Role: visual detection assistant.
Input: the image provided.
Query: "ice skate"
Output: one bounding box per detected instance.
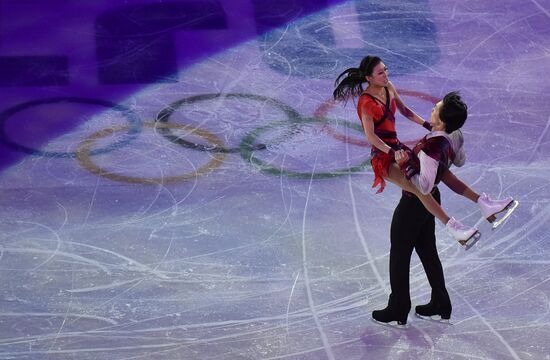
[477,193,519,229]
[446,217,481,250]
[415,302,452,325]
[371,308,408,329]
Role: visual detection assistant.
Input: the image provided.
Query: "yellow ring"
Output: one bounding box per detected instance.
[76,122,226,184]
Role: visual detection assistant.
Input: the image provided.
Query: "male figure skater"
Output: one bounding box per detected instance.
[371,92,494,326]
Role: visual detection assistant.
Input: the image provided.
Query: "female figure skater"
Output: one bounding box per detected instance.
[333,56,515,246]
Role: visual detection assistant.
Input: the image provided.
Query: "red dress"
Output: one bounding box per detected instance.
[357,87,410,193]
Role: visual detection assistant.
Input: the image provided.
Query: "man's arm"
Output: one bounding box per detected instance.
[407,150,438,194]
[441,169,479,203]
[395,147,440,195]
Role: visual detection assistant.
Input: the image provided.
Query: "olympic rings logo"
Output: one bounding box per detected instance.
[76,122,227,185]
[0,91,437,184]
[0,97,142,158]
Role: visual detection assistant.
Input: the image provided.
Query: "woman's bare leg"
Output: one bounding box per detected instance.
[385,164,451,225]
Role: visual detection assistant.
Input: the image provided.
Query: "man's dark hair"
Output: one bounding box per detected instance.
[440,91,467,133]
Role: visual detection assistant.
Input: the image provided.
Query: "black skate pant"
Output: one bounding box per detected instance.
[388,188,450,315]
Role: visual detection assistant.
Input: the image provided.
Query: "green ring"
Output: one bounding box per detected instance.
[239,117,371,179]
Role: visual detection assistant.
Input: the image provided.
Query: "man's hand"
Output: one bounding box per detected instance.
[394,149,409,166]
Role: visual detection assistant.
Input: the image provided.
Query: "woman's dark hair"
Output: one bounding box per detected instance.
[440,91,468,133]
[333,56,382,102]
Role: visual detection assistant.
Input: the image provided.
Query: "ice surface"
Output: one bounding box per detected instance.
[0,1,549,359]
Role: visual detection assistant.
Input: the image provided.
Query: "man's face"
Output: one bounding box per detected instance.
[430,101,446,131]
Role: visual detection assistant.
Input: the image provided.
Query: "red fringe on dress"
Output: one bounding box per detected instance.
[371,152,394,193]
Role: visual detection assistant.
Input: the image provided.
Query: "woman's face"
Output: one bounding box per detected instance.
[366,62,389,87]
[430,101,446,131]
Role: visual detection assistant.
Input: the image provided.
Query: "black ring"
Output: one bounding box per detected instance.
[240,117,372,179]
[0,97,142,158]
[155,93,302,153]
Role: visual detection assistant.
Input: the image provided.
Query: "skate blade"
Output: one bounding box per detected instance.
[415,313,453,325]
[371,317,408,329]
[460,231,481,250]
[491,200,519,229]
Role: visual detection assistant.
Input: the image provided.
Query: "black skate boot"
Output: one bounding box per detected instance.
[415,301,452,324]
[371,307,408,329]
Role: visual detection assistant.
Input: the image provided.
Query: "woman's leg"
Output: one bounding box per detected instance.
[384,163,479,245]
[385,164,450,225]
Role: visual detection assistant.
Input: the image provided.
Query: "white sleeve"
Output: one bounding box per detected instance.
[409,150,439,195]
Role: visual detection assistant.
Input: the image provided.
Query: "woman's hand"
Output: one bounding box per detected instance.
[394,149,409,166]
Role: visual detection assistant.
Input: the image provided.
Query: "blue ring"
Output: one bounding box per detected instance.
[0,97,142,158]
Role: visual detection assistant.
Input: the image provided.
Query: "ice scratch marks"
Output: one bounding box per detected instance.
[102,294,364,334]
[83,175,101,226]
[328,2,363,49]
[450,3,458,20]
[355,37,444,78]
[61,240,171,279]
[66,279,142,294]
[452,12,541,72]
[4,232,190,294]
[49,270,76,353]
[346,178,388,294]
[0,343,181,357]
[486,198,549,257]
[23,221,63,272]
[4,247,111,274]
[529,0,550,18]
[498,271,550,308]
[0,312,118,325]
[342,119,388,295]
[450,287,522,360]
[300,151,336,360]
[0,295,363,359]
[262,337,362,360]
[286,271,301,334]
[56,201,69,228]
[526,115,550,165]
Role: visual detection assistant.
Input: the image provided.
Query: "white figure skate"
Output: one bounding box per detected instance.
[446,217,481,250]
[477,193,519,229]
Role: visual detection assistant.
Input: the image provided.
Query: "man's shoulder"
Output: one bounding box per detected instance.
[420,134,451,155]
[416,132,454,168]
[425,131,451,145]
